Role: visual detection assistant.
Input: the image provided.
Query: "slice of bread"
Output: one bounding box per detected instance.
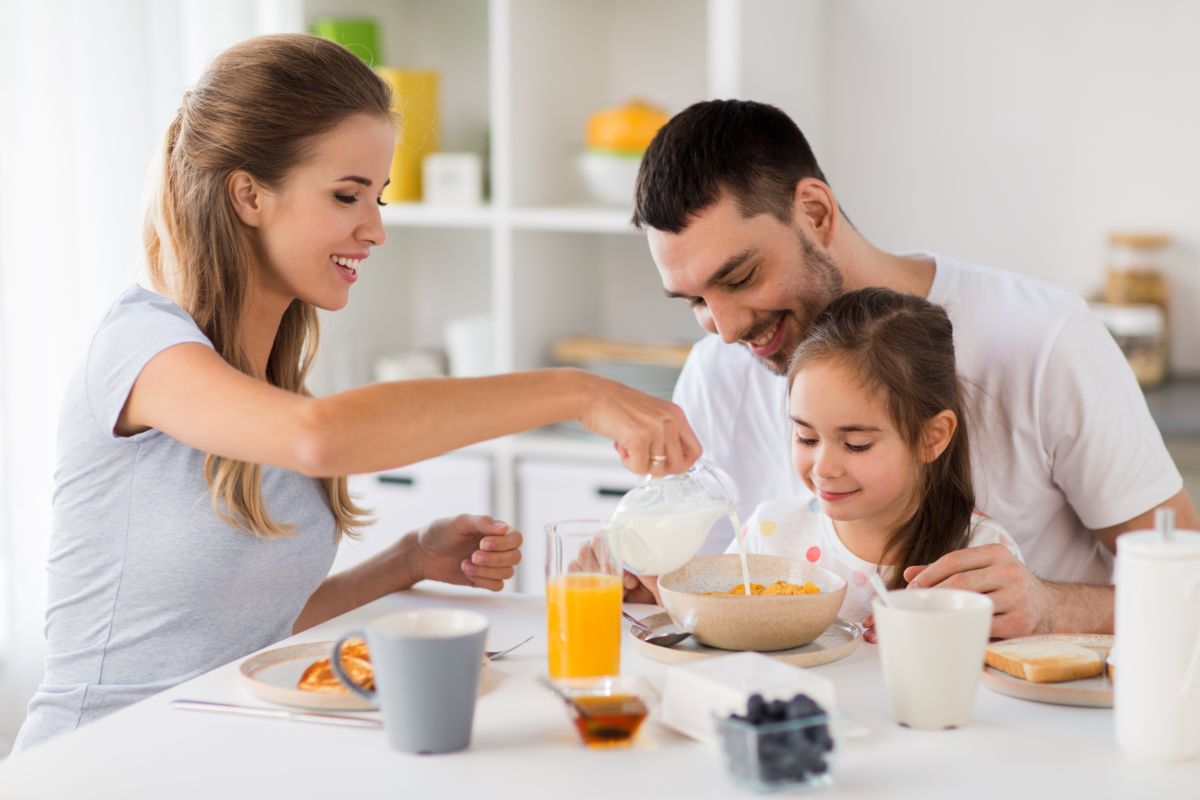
[985,640,1104,683]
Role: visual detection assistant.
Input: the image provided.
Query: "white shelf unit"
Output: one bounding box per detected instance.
[301,0,824,584]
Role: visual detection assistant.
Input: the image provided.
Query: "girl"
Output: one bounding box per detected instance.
[14,34,699,751]
[734,287,1021,635]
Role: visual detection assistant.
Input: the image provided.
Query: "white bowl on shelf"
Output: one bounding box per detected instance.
[578,150,643,205]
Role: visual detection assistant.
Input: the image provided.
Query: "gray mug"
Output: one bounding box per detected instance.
[332,608,489,754]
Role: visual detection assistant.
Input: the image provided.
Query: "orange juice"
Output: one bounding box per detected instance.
[546,573,622,679]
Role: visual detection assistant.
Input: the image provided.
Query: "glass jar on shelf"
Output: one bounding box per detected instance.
[1089,302,1167,389]
[1105,232,1170,311]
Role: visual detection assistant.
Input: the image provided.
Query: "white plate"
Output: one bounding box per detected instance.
[239,641,377,712]
[980,633,1113,708]
[629,612,862,667]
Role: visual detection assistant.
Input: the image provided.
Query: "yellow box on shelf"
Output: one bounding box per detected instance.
[375,68,439,203]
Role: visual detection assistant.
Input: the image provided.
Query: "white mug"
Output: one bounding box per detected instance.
[872,589,993,730]
[1114,530,1200,762]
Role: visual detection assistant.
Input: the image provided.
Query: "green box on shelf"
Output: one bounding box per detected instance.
[310,18,382,66]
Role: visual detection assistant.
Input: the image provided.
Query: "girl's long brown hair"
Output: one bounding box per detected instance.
[787,288,974,588]
[143,34,392,538]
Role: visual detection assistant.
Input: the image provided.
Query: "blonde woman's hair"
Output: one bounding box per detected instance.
[144,34,393,538]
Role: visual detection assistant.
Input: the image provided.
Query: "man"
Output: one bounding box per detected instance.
[628,99,1197,638]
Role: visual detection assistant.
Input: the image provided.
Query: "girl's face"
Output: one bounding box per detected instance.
[789,359,919,531]
[251,113,395,311]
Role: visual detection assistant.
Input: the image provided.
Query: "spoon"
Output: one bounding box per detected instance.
[486,635,534,661]
[621,610,693,648]
[536,677,646,720]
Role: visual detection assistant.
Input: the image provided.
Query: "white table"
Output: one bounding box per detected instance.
[1,585,1196,799]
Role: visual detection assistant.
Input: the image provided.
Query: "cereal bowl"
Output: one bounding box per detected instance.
[657,555,847,651]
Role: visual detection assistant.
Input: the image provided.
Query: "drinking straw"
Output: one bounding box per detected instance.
[868,571,891,607]
[1155,506,1175,544]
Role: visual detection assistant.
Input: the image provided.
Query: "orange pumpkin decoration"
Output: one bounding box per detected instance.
[586,100,669,155]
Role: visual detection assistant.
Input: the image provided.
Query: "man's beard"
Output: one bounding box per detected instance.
[752,229,844,376]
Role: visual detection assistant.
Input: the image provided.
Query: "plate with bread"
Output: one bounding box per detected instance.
[239,640,379,712]
[239,638,494,711]
[981,634,1113,707]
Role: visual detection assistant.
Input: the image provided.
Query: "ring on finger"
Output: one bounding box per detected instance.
[649,454,667,466]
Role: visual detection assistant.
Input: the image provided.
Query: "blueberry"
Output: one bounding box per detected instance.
[788,694,820,719]
[747,693,767,719]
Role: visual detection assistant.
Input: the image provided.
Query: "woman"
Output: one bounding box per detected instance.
[14,33,700,750]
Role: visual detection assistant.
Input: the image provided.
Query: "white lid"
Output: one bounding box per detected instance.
[1088,302,1164,337]
[1117,530,1200,559]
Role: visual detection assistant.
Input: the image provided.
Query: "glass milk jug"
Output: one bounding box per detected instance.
[608,460,739,575]
[1114,529,1200,762]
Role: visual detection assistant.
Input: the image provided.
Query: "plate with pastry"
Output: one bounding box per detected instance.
[980,633,1113,708]
[239,639,378,712]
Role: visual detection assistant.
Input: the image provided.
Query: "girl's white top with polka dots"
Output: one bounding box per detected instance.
[726,497,1023,625]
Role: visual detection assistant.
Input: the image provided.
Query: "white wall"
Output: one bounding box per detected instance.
[820,0,1200,372]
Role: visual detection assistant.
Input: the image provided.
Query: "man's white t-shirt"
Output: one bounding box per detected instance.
[678,253,1182,584]
[727,497,1023,625]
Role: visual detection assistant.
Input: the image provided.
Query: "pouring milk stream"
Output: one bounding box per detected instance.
[608,460,750,593]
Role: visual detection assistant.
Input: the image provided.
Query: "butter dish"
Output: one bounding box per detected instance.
[659,651,837,747]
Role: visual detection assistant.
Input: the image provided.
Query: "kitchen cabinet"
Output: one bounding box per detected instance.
[291,0,823,581]
[514,458,639,593]
[332,453,493,573]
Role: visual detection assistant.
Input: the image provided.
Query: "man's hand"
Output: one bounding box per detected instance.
[410,514,522,592]
[903,543,1057,639]
[573,537,662,605]
[622,571,661,605]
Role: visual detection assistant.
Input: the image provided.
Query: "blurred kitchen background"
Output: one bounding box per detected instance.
[2,0,1199,754]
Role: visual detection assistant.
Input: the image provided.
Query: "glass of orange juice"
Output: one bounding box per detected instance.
[546,520,623,680]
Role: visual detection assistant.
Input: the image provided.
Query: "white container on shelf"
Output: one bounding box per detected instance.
[423,152,483,206]
[444,313,495,377]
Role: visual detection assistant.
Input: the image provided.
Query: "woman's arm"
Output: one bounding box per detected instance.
[121,343,701,476]
[292,514,522,633]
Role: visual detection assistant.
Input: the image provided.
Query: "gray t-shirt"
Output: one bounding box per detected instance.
[15,285,337,751]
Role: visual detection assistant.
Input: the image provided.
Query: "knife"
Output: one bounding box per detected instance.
[171,699,382,729]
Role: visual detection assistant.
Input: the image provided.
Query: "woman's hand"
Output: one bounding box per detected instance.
[408,515,523,592]
[577,375,703,477]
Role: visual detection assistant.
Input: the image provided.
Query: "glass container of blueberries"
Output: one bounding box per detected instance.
[716,693,835,792]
